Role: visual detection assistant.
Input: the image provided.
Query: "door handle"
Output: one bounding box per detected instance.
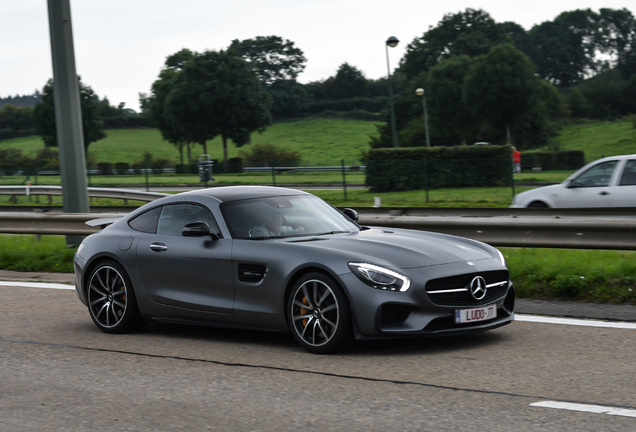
[150,243,168,252]
[599,191,610,196]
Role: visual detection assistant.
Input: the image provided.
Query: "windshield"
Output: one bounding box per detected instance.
[221,195,359,239]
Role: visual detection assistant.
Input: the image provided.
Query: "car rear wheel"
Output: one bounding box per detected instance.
[86,261,145,334]
[288,273,351,354]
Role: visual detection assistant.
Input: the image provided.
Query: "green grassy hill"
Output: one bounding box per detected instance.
[1,117,635,166]
[554,119,636,162]
[0,118,380,166]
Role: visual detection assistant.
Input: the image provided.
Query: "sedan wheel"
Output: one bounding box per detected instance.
[87,261,145,334]
[288,273,351,354]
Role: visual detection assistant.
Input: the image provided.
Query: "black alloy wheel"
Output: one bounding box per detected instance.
[288,272,351,354]
[86,261,145,333]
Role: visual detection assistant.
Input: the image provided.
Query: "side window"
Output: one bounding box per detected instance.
[156,203,219,236]
[619,160,636,186]
[128,207,161,233]
[571,161,618,188]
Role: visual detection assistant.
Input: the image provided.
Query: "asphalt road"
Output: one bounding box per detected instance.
[0,279,635,431]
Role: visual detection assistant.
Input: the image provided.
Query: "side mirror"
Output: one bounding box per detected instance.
[343,208,359,222]
[182,221,219,239]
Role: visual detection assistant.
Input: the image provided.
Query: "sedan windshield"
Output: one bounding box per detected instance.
[221,195,359,239]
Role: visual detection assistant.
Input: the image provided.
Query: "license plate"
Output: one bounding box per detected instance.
[455,304,497,324]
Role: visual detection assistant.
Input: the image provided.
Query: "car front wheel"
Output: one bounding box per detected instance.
[86,261,145,334]
[287,273,351,354]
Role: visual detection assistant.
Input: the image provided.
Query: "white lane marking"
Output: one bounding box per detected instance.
[531,401,636,418]
[0,281,74,290]
[1,281,635,329]
[516,314,636,330]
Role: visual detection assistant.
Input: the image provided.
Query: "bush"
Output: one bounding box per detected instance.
[175,164,198,174]
[115,162,130,174]
[0,148,25,174]
[97,162,113,175]
[240,143,301,167]
[151,159,169,174]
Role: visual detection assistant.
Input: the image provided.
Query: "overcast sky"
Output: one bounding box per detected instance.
[1,1,633,111]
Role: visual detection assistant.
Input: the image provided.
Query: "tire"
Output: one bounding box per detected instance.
[86,260,145,334]
[528,201,549,208]
[287,272,351,354]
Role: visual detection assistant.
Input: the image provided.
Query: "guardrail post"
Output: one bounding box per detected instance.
[270,162,277,186]
[341,159,347,200]
[423,159,429,203]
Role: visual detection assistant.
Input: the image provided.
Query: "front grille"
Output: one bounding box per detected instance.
[426,270,509,307]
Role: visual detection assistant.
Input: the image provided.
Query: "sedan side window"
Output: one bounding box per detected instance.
[156,203,220,236]
[571,161,618,188]
[619,160,636,186]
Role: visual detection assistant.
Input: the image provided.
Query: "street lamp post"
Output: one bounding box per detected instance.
[385,36,399,148]
[415,88,431,148]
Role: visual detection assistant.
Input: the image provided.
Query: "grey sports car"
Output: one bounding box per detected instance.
[74,186,515,353]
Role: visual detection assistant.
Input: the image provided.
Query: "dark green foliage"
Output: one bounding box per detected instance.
[163,49,272,170]
[229,36,306,85]
[306,97,387,115]
[114,162,130,174]
[0,105,35,140]
[365,145,512,192]
[0,148,25,174]
[0,92,42,108]
[239,143,301,167]
[401,9,509,79]
[32,78,106,149]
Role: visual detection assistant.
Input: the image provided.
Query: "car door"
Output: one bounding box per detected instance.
[611,159,636,207]
[555,160,618,208]
[135,203,234,314]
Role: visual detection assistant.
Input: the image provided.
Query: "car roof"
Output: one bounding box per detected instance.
[164,186,310,204]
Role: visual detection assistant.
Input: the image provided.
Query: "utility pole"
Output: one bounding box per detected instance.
[47,0,89,246]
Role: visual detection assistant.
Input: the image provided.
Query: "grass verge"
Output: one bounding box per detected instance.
[0,235,634,304]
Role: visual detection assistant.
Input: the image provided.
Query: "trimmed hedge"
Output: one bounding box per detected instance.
[365,146,512,192]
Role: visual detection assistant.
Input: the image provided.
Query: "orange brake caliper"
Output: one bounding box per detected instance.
[300,296,309,327]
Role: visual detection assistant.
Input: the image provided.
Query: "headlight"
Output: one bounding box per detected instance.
[348,262,411,292]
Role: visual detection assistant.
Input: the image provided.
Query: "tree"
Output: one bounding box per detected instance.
[332,63,368,98]
[0,105,35,140]
[267,80,311,118]
[401,9,509,79]
[164,49,272,171]
[141,48,196,164]
[229,36,306,86]
[528,9,602,87]
[229,36,307,119]
[33,78,105,149]
[597,8,636,78]
[464,44,542,145]
[425,55,476,145]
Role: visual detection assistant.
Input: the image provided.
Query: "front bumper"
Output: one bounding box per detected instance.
[341,261,515,339]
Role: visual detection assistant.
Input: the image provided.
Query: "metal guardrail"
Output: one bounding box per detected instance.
[1,210,635,250]
[0,185,168,202]
[356,214,636,250]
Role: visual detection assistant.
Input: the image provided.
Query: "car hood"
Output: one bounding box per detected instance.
[288,227,497,269]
